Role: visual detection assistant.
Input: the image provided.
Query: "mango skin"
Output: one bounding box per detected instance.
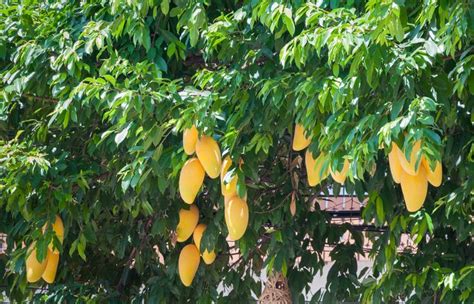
[178,244,200,287]
[183,125,198,155]
[398,140,422,176]
[196,135,222,179]
[423,157,442,187]
[193,224,216,265]
[179,158,205,204]
[221,156,238,197]
[26,242,47,283]
[388,144,403,184]
[292,124,311,151]
[330,159,350,185]
[176,204,200,242]
[305,150,329,187]
[224,196,249,241]
[400,166,428,212]
[42,249,60,284]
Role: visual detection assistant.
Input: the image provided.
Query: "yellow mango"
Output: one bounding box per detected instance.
[196,135,222,179]
[224,196,249,241]
[423,157,442,187]
[26,242,47,283]
[398,140,422,175]
[292,124,311,151]
[220,156,238,197]
[330,159,350,185]
[305,150,329,187]
[179,158,205,204]
[176,204,199,242]
[388,143,403,184]
[42,249,60,284]
[400,166,428,212]
[193,224,217,265]
[43,215,64,253]
[178,244,200,287]
[183,125,198,155]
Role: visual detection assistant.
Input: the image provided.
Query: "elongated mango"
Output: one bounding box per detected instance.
[178,244,200,287]
[388,144,403,183]
[224,196,249,241]
[193,224,217,265]
[26,242,47,283]
[196,135,222,179]
[177,204,199,242]
[42,249,60,284]
[292,124,311,151]
[183,125,198,155]
[221,156,238,197]
[330,159,350,185]
[398,140,422,175]
[422,157,442,187]
[179,158,205,204]
[400,166,428,212]
[305,150,329,187]
[44,215,64,253]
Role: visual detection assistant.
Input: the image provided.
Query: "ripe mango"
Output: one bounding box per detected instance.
[400,166,428,212]
[292,124,311,151]
[330,159,350,185]
[398,140,422,176]
[178,244,200,287]
[423,157,442,187]
[183,125,198,155]
[179,158,205,204]
[26,242,47,283]
[305,150,329,187]
[196,135,222,179]
[176,205,199,242]
[388,143,403,184]
[193,224,216,265]
[43,215,64,253]
[220,156,238,197]
[224,196,249,241]
[42,249,60,284]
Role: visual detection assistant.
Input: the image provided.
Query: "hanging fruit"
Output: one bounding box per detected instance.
[422,158,442,187]
[388,143,403,183]
[178,244,200,287]
[196,135,222,178]
[25,242,48,283]
[292,124,311,151]
[400,166,428,212]
[179,158,205,204]
[305,150,329,186]
[176,204,200,242]
[220,156,238,197]
[193,224,217,265]
[44,215,64,253]
[330,159,350,185]
[398,140,422,175]
[224,196,249,241]
[183,125,198,155]
[42,249,60,284]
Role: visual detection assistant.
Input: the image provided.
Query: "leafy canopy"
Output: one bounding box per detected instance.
[0,0,473,303]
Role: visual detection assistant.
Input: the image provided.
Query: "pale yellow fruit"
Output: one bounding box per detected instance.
[176,205,199,242]
[26,242,47,283]
[179,158,205,204]
[42,249,60,284]
[196,135,222,179]
[178,244,200,287]
[292,124,311,151]
[220,156,238,197]
[183,125,198,155]
[224,196,249,241]
[400,166,428,212]
[43,215,64,253]
[330,159,350,185]
[305,150,329,187]
[388,143,403,184]
[398,140,422,176]
[422,157,442,187]
[193,224,217,265]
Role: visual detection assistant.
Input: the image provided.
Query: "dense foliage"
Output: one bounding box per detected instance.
[0,0,473,302]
